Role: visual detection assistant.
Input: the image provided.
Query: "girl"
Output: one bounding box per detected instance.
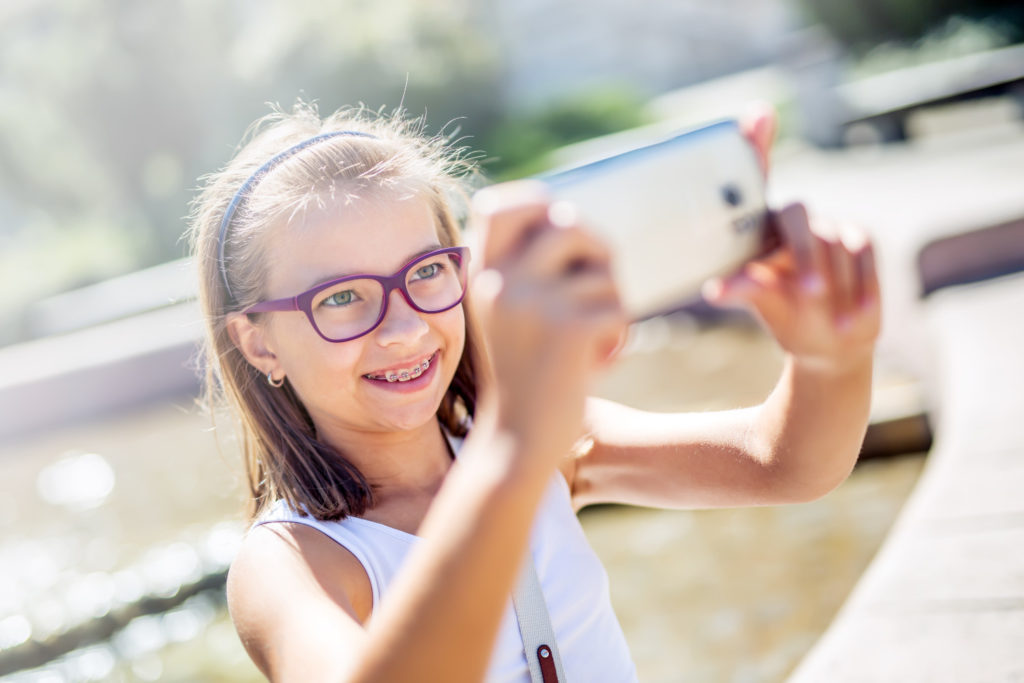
[188,103,879,682]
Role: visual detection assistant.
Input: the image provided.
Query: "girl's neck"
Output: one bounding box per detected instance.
[321,417,454,502]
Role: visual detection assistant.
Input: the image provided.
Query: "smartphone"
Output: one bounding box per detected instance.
[540,119,769,320]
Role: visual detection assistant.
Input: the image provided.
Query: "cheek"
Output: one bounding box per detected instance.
[268,315,364,382]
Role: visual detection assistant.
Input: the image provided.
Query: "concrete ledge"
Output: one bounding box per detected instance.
[24,258,196,339]
[788,272,1024,682]
[0,302,203,444]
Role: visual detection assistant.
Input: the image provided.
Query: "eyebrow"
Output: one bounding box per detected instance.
[302,243,443,291]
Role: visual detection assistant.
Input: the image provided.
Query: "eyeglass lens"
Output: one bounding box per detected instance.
[309,251,466,340]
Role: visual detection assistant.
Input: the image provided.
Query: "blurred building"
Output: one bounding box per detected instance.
[479,0,799,106]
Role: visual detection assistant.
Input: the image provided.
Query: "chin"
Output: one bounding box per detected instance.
[374,396,448,433]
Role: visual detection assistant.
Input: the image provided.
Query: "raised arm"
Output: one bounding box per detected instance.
[227,184,626,682]
[570,202,881,510]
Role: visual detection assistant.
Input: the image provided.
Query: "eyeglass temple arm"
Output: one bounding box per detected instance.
[243,297,300,314]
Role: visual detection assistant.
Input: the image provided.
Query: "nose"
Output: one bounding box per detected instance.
[373,287,430,347]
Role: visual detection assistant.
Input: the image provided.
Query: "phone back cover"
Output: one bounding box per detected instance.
[543,120,766,318]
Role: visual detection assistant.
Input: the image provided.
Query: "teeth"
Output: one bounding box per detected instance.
[371,357,431,383]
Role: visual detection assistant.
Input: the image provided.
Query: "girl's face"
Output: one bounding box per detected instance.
[246,192,466,444]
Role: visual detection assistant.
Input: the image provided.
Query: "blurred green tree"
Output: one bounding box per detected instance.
[481,86,651,180]
[795,0,1023,51]
[0,0,500,333]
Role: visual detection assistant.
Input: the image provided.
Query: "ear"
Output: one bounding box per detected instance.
[226,312,282,379]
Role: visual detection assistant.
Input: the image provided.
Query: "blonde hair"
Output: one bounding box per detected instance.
[187,103,482,522]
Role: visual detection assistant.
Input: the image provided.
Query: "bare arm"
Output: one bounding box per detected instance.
[572,201,881,510]
[572,353,872,509]
[227,185,626,682]
[229,434,557,682]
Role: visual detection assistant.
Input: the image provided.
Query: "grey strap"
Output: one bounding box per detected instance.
[511,558,567,682]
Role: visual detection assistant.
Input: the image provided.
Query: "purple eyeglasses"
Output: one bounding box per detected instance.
[244,246,470,343]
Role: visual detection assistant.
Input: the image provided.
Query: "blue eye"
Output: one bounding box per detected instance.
[323,290,357,307]
[412,263,442,280]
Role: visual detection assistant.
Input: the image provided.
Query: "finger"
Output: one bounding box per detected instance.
[547,202,613,270]
[823,235,856,321]
[702,272,757,308]
[736,243,795,279]
[581,305,630,371]
[556,266,621,312]
[739,101,777,177]
[704,263,791,328]
[703,223,793,301]
[470,180,551,269]
[595,324,629,368]
[703,260,784,307]
[773,203,825,296]
[835,223,870,317]
[855,236,880,309]
[509,220,612,282]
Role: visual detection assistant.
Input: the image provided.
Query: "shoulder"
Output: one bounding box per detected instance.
[231,519,374,611]
[227,520,373,678]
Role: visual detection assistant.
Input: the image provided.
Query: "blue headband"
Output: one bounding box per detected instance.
[217,130,377,303]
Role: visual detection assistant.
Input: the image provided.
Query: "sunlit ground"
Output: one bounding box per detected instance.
[588,317,926,682]
[0,317,924,682]
[584,457,925,683]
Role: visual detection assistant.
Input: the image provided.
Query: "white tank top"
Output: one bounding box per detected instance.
[254,434,639,682]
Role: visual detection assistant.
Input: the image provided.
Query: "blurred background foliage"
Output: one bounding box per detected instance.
[849,15,1019,78]
[795,0,1023,51]
[1,0,1021,344]
[483,86,652,180]
[0,0,501,338]
[0,0,655,342]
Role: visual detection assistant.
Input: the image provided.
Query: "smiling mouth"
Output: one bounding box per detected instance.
[363,353,435,383]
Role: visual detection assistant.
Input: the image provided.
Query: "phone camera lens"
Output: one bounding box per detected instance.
[721,184,743,207]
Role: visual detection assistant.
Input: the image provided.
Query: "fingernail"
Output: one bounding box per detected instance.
[701,278,724,301]
[741,100,772,127]
[471,180,549,215]
[802,273,824,294]
[471,188,499,215]
[548,201,578,228]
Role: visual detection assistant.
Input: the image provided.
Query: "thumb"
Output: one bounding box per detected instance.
[739,101,777,177]
[593,322,629,369]
[702,272,758,309]
[469,181,550,271]
[703,269,789,328]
